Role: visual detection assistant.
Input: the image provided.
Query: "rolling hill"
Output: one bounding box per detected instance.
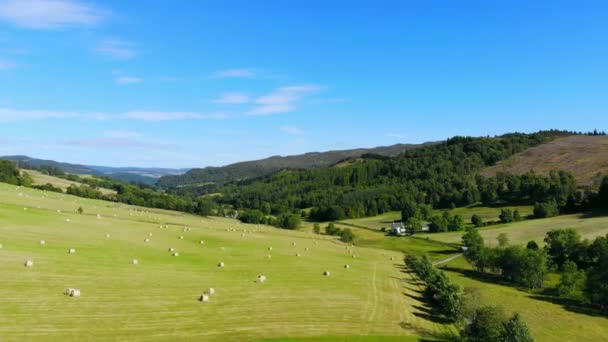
[482,135,608,186]
[157,142,438,189]
[1,155,188,185]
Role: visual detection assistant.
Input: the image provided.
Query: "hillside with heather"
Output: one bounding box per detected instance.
[482,135,608,186]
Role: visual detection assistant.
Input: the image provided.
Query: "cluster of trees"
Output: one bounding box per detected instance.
[0,160,32,186]
[314,222,356,242]
[237,209,302,230]
[463,227,608,313]
[463,306,534,342]
[463,228,548,289]
[543,229,608,312]
[406,254,534,341]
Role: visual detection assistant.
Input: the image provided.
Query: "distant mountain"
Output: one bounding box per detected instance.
[0,155,188,185]
[157,142,439,189]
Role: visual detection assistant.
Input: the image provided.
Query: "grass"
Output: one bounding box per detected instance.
[419,213,608,247]
[0,182,445,341]
[23,169,116,195]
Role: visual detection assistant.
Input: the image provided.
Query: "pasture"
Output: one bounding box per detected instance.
[419,213,608,247]
[0,183,445,341]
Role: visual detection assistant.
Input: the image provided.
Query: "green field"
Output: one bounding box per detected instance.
[23,169,116,195]
[339,205,534,232]
[0,182,446,341]
[419,213,608,247]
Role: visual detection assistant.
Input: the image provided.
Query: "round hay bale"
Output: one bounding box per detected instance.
[344,264,350,269]
[390,256,394,261]
[57,209,61,213]
[39,240,46,245]
[68,248,76,254]
[305,247,309,251]
[144,238,150,243]
[24,260,34,267]
[70,289,81,297]
[268,246,273,251]
[105,233,111,239]
[179,235,184,240]
[132,259,139,265]
[292,242,296,246]
[0,243,3,249]
[296,253,301,257]
[218,262,225,267]
[169,247,175,252]
[199,294,210,302]
[208,288,215,295]
[267,254,272,259]
[65,218,71,222]
[257,275,266,283]
[97,214,101,219]
[323,271,331,276]
[148,232,153,237]
[172,252,180,257]
[199,240,205,245]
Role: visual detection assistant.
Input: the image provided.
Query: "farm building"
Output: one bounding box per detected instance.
[390,221,407,236]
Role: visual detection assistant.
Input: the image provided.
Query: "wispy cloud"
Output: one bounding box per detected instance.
[213,92,250,104]
[386,133,404,139]
[0,59,15,70]
[123,111,228,121]
[0,0,104,30]
[0,107,79,121]
[280,125,304,135]
[96,39,136,59]
[0,107,228,122]
[213,68,256,78]
[116,76,142,84]
[102,130,143,139]
[248,85,322,116]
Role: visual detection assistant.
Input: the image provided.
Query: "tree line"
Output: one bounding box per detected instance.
[406,254,535,341]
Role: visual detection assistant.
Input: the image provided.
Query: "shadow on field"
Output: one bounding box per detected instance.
[578,209,608,219]
[439,266,515,287]
[528,295,607,318]
[399,321,461,342]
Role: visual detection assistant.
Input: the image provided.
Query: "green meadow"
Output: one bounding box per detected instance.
[0,182,446,341]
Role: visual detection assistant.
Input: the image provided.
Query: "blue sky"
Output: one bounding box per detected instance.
[0,0,606,168]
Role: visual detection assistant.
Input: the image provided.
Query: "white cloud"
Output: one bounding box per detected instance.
[214,68,255,78]
[123,111,228,121]
[280,125,304,135]
[386,133,404,139]
[0,107,79,121]
[96,39,136,59]
[0,0,103,30]
[0,59,15,70]
[116,76,142,84]
[0,107,228,122]
[248,85,322,116]
[102,130,143,139]
[213,92,250,104]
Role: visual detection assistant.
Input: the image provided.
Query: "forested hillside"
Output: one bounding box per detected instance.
[212,131,586,221]
[157,142,438,190]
